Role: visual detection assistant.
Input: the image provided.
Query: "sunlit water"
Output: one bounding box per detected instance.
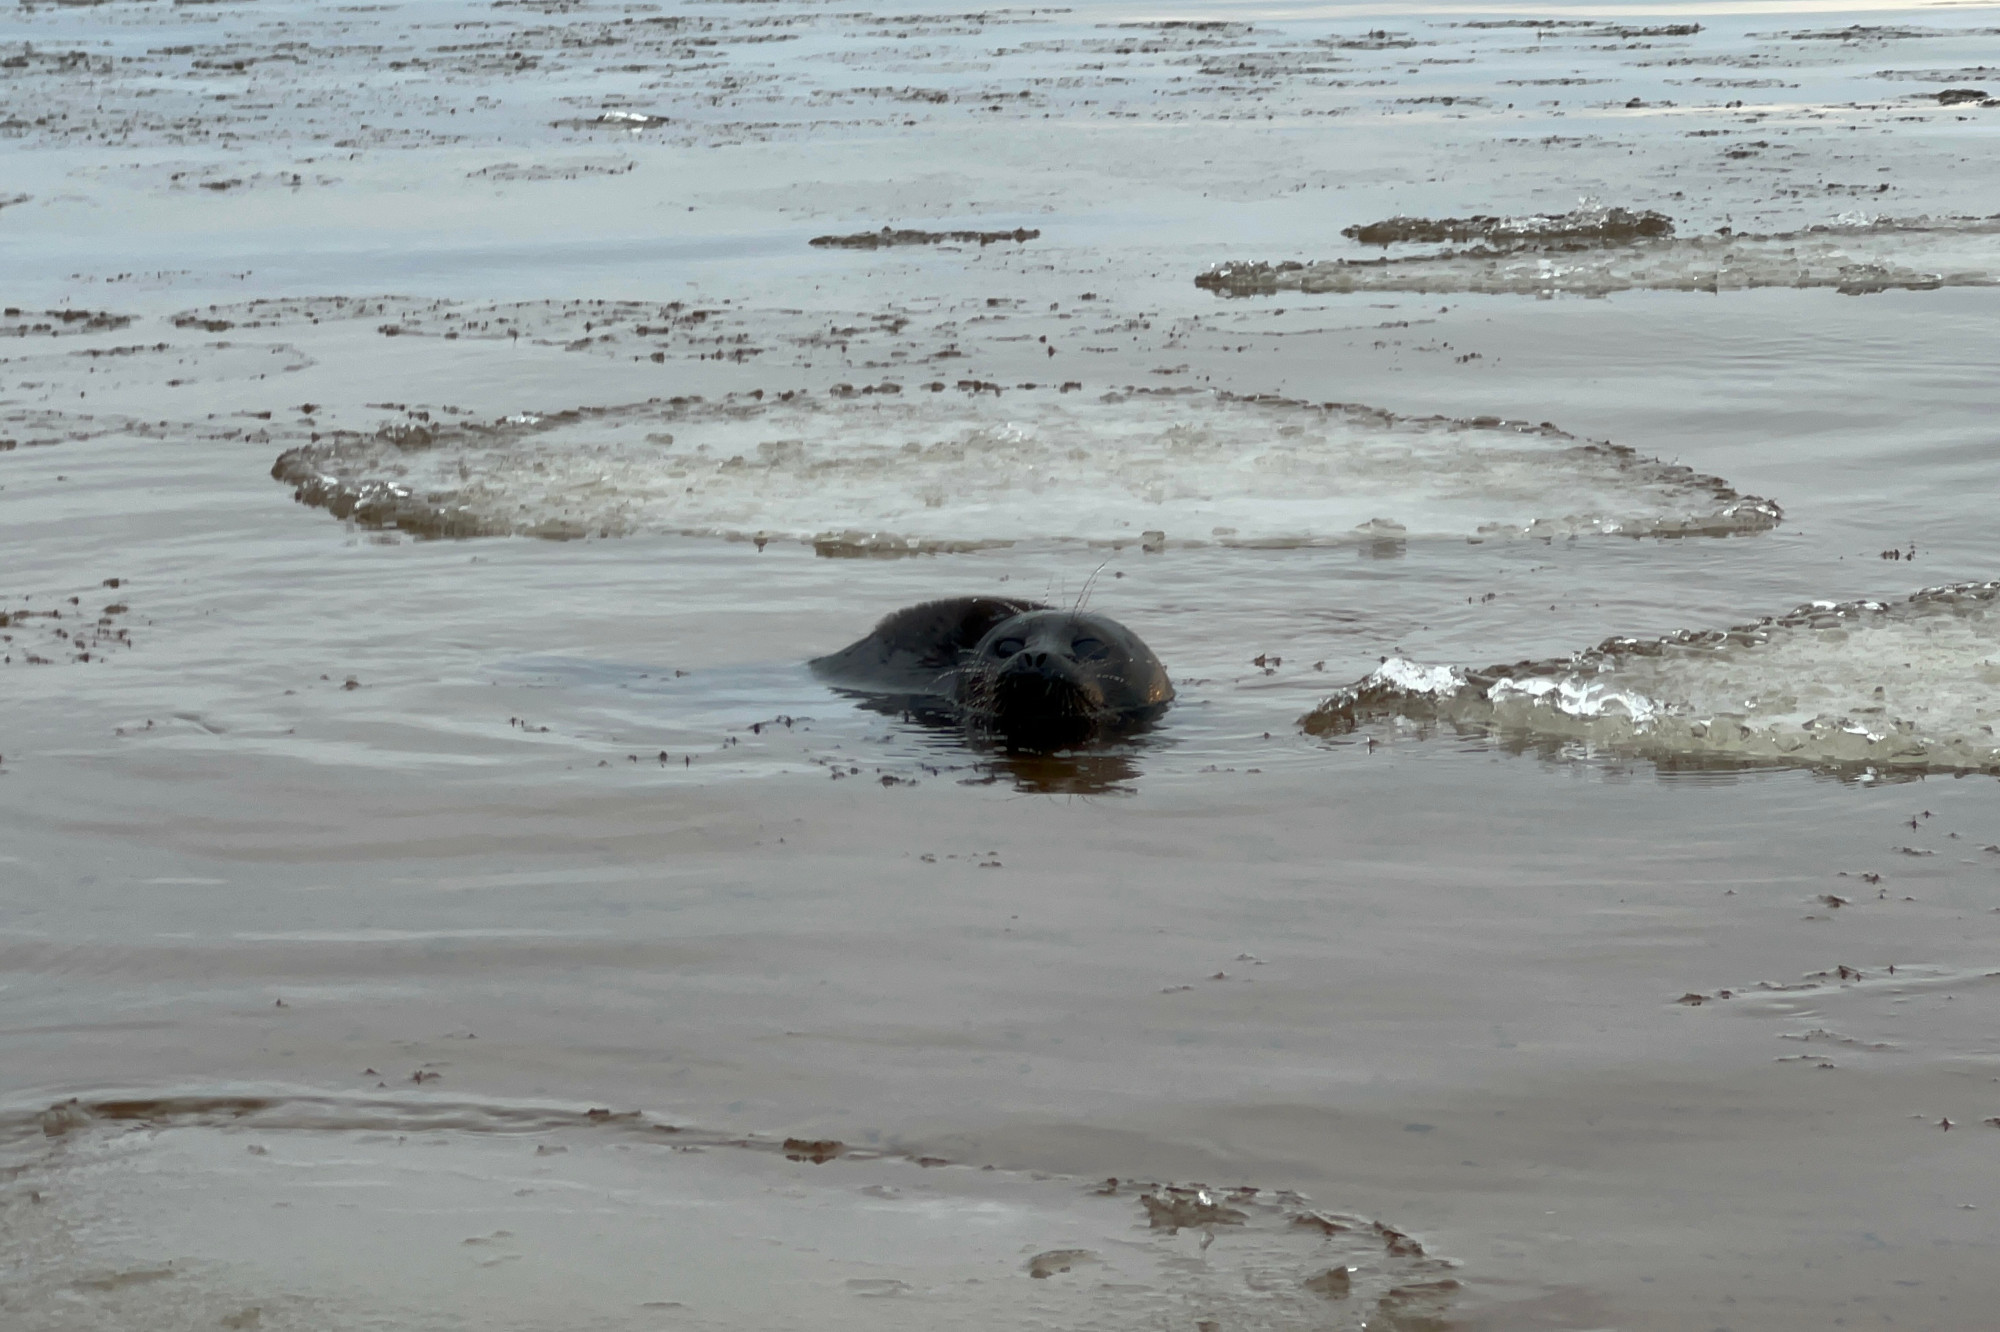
[5,1,2000,1328]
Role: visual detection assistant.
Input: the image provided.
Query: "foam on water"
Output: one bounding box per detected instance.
[1198,217,2000,299]
[1304,582,2000,777]
[269,389,1780,549]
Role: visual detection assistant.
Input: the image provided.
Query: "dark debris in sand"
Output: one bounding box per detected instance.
[810,227,1041,250]
[1342,207,1675,247]
[0,0,1995,264]
[2,308,135,337]
[0,581,136,667]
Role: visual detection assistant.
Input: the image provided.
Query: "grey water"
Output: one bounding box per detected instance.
[5,1,2000,1327]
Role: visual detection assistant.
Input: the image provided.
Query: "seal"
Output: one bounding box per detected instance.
[810,597,1175,749]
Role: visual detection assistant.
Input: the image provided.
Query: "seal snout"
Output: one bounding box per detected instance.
[968,624,1118,748]
[997,646,1079,682]
[949,608,1170,750]
[981,671,1103,749]
[991,661,1102,712]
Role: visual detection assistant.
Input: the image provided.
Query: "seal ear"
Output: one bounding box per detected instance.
[809,597,1048,695]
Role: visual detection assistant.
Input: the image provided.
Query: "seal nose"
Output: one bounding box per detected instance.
[999,648,1057,678]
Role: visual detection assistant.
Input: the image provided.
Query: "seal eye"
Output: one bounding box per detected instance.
[1071,637,1108,660]
[992,637,1025,658]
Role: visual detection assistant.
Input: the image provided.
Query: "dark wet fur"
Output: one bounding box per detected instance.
[811,597,1173,751]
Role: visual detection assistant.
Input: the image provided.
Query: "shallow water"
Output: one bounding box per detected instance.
[5,0,2000,1327]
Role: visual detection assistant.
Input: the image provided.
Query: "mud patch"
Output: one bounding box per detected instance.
[1304,582,2000,778]
[2,308,134,337]
[0,407,175,454]
[1200,217,2000,299]
[0,582,137,667]
[1876,66,2000,83]
[549,111,669,131]
[467,158,635,182]
[810,226,1041,249]
[1766,25,2000,44]
[1343,206,1674,248]
[167,297,755,361]
[167,297,421,331]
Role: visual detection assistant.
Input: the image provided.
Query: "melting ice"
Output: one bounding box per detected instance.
[270,389,1781,550]
[1304,582,2000,776]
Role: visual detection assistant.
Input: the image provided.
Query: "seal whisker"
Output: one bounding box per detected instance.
[1073,557,1113,613]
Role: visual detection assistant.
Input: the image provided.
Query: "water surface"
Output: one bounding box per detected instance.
[5,1,2000,1327]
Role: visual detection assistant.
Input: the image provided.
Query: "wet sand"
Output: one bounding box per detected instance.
[5,0,2000,1327]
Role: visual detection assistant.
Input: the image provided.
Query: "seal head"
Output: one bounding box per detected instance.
[809,598,1174,750]
[952,609,1173,749]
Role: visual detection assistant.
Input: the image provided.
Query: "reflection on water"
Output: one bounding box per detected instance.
[969,747,1147,796]
[838,691,1154,794]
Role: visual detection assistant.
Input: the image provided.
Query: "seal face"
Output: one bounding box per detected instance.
[953,609,1173,748]
[809,597,1174,750]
